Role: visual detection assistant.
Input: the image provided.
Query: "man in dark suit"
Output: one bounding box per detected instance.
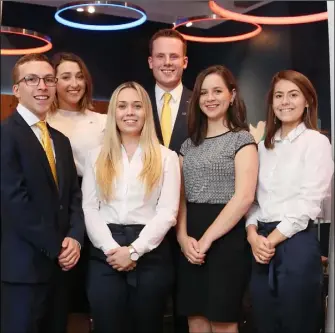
[1,53,85,333]
[148,29,192,333]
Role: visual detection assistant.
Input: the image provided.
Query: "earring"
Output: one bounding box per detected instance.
[230,100,233,106]
[274,116,277,124]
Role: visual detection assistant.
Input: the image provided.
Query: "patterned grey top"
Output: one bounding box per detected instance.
[180,131,256,204]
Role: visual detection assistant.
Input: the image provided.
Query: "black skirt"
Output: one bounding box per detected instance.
[177,203,251,322]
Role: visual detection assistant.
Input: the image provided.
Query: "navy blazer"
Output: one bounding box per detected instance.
[149,86,192,153]
[1,110,85,283]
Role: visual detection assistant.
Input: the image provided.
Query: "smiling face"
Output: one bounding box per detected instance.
[148,37,188,91]
[199,73,234,122]
[13,60,56,120]
[55,60,86,110]
[115,87,145,137]
[272,79,308,126]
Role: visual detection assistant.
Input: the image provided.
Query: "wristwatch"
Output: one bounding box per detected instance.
[128,245,139,261]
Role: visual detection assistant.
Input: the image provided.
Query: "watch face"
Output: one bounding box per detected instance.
[130,252,139,261]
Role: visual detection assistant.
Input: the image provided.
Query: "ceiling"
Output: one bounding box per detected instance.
[5,0,272,28]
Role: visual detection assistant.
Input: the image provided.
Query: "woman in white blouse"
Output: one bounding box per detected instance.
[246,70,334,333]
[47,52,106,316]
[48,52,106,177]
[82,81,180,333]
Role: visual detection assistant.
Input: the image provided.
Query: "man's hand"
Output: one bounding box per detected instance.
[58,237,81,271]
[106,247,136,271]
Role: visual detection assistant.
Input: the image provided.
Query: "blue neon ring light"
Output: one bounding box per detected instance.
[54,1,147,31]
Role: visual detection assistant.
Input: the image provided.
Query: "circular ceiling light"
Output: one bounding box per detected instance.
[0,26,52,55]
[172,14,262,43]
[54,1,147,31]
[209,0,328,25]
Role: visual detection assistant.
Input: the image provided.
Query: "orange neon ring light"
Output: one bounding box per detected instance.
[209,0,328,25]
[1,26,52,55]
[172,15,262,43]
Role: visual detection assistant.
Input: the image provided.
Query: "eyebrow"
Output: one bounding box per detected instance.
[201,86,223,90]
[59,71,82,75]
[274,89,300,94]
[25,73,54,77]
[117,100,142,103]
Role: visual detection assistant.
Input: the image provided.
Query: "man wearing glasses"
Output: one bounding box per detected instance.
[1,53,85,333]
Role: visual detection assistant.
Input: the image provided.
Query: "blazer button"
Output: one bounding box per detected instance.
[60,205,63,210]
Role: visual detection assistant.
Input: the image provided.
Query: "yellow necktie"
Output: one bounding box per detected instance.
[161,92,172,147]
[36,121,58,186]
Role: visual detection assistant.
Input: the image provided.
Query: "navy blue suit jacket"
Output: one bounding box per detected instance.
[1,110,85,283]
[149,86,192,153]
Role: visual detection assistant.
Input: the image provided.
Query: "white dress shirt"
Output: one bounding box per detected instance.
[155,82,183,130]
[17,103,56,159]
[47,109,106,176]
[82,144,181,257]
[246,122,334,238]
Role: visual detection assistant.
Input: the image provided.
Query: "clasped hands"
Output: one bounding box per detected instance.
[179,235,212,265]
[248,233,275,264]
[105,246,137,272]
[58,237,81,271]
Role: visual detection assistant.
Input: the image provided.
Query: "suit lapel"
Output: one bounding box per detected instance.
[169,86,191,150]
[149,88,163,144]
[49,126,64,196]
[13,111,58,194]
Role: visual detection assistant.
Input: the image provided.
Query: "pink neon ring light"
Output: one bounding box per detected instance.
[172,15,262,43]
[209,0,328,25]
[1,26,52,55]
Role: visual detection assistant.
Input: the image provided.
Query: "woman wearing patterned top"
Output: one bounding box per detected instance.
[176,65,258,333]
[47,52,106,316]
[246,70,334,333]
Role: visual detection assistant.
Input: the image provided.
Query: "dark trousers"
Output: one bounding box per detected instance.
[167,228,189,333]
[250,221,323,333]
[87,224,174,333]
[1,271,68,333]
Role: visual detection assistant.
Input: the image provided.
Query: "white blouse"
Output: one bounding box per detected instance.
[47,109,107,176]
[246,122,334,238]
[82,145,181,257]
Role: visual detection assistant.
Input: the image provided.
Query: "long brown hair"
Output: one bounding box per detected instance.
[50,52,94,112]
[188,65,249,145]
[264,70,318,149]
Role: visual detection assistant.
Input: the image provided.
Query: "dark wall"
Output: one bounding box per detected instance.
[0,1,330,130]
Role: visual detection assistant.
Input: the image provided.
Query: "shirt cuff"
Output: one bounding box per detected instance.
[101,241,121,255]
[246,218,258,228]
[75,240,81,251]
[276,217,300,238]
[131,238,147,258]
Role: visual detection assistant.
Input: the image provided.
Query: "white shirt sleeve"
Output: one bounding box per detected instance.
[132,151,181,256]
[82,150,120,253]
[246,202,260,228]
[277,134,334,238]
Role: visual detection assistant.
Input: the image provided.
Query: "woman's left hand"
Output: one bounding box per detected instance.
[106,247,136,271]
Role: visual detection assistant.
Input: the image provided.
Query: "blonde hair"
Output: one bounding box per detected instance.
[96,82,162,201]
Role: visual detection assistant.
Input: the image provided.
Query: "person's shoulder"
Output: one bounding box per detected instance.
[160,144,179,161]
[86,110,107,128]
[304,129,331,146]
[235,129,255,141]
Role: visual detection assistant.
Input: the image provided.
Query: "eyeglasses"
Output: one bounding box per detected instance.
[16,75,58,87]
